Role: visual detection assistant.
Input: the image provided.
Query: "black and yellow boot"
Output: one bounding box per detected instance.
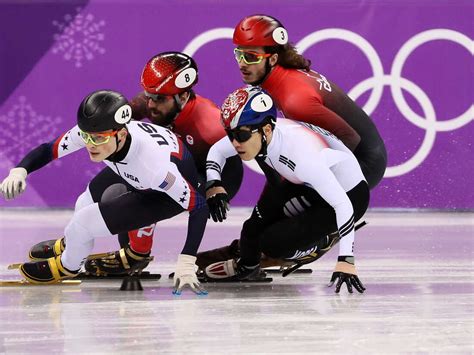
[84,245,152,276]
[19,256,79,284]
[29,237,65,261]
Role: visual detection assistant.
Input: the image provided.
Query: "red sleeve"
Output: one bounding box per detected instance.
[282,90,361,151]
[129,92,150,121]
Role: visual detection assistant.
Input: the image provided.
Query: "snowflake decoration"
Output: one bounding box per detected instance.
[52,7,106,68]
[0,96,63,169]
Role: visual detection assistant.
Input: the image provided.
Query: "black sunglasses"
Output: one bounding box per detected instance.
[226,128,259,143]
[144,91,169,103]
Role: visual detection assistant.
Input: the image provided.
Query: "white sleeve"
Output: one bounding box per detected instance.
[296,154,355,257]
[53,125,86,159]
[206,136,238,182]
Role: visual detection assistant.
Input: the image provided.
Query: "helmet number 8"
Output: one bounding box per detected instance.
[175,67,197,89]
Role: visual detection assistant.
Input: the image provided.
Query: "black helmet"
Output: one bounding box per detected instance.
[77,90,132,132]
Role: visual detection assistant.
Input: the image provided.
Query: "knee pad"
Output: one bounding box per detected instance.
[101,183,128,203]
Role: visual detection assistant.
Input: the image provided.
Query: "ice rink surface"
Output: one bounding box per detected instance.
[0,209,472,354]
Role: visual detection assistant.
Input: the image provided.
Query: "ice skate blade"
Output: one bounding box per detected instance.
[0,279,82,287]
[201,277,273,283]
[7,263,22,270]
[77,272,161,281]
[266,268,313,274]
[168,272,272,283]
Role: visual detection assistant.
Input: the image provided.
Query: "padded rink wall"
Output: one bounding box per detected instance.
[0,0,472,209]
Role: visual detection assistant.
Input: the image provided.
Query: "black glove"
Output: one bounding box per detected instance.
[327,256,366,294]
[207,193,229,222]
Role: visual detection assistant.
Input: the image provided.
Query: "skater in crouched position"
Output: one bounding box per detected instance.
[197,14,386,272]
[30,52,243,278]
[203,87,370,293]
[79,52,243,276]
[0,90,208,295]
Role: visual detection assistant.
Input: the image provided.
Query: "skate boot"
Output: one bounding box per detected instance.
[19,256,79,284]
[196,239,294,270]
[195,239,240,270]
[203,259,266,282]
[84,245,152,276]
[29,237,65,261]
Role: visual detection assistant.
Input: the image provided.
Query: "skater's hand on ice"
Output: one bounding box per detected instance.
[173,254,207,296]
[327,256,366,294]
[1,167,27,200]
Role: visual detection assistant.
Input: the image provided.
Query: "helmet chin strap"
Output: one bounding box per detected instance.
[256,127,269,159]
[163,93,190,127]
[105,134,121,160]
[106,128,129,161]
[255,118,276,159]
[174,93,190,111]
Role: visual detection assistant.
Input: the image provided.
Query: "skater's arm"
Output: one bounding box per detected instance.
[296,157,356,256]
[17,126,84,173]
[206,136,238,183]
[204,137,237,222]
[1,126,85,200]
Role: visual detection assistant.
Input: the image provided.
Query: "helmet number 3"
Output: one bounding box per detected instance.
[272,27,288,45]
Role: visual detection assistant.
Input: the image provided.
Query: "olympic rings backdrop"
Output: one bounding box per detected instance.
[0,0,472,209]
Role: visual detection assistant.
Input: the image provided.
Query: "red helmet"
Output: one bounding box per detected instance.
[233,15,288,47]
[141,52,198,96]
